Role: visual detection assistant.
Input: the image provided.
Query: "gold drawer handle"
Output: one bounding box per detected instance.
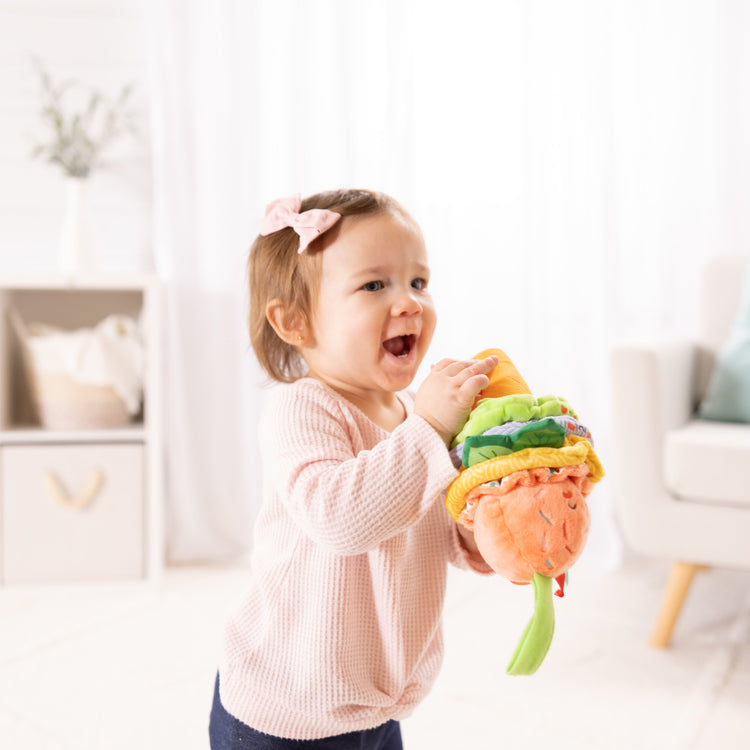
[44,469,105,511]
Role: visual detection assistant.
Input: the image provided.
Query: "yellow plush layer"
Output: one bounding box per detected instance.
[445,435,604,521]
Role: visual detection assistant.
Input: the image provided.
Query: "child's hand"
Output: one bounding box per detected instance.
[414,355,498,445]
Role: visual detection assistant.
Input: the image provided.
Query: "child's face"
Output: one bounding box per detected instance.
[302,210,436,400]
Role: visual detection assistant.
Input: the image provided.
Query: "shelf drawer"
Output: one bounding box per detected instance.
[0,443,144,584]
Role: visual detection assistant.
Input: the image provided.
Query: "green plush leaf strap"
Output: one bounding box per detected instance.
[506,573,555,675]
[462,418,567,467]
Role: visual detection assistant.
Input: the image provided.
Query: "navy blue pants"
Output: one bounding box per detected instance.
[209,674,404,750]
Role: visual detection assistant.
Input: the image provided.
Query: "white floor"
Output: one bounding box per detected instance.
[1,558,748,750]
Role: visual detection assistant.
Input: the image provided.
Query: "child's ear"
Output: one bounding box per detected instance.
[265,298,310,346]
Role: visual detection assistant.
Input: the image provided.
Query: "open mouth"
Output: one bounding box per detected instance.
[383,334,416,358]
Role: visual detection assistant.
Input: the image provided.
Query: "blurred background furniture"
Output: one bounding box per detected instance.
[0,275,163,585]
[611,254,750,647]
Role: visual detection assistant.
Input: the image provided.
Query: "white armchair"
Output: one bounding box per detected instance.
[611,254,750,647]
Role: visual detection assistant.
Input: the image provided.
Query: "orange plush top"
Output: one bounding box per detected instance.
[472,348,532,405]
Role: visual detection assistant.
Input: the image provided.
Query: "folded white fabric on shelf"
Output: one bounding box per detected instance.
[26,315,144,415]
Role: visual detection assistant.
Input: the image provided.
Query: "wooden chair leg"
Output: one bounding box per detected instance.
[650,561,707,648]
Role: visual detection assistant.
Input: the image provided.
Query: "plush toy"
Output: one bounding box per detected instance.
[446,349,604,675]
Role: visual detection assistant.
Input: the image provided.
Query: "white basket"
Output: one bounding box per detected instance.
[8,308,134,430]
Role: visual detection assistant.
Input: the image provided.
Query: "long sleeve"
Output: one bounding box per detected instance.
[264,381,458,555]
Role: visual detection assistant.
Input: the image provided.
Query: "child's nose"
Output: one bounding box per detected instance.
[392,288,423,316]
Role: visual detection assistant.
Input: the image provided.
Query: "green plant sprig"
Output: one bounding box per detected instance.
[31,60,137,179]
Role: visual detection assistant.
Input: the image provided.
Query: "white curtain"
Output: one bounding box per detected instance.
[144,0,750,568]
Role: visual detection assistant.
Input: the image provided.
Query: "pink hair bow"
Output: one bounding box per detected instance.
[259,194,341,253]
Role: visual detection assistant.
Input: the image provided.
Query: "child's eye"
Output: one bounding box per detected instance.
[411,278,428,290]
[362,281,384,292]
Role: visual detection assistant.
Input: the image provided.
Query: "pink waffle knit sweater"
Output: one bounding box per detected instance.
[218,378,492,740]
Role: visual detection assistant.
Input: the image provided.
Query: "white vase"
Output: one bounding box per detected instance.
[59,177,97,277]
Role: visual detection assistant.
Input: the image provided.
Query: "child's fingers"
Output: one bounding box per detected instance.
[430,356,496,379]
[430,358,458,372]
[454,356,497,400]
[469,354,498,374]
[448,355,498,382]
[459,373,491,399]
[416,355,498,444]
[442,360,475,377]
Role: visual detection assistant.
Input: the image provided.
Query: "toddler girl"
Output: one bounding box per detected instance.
[210,189,498,749]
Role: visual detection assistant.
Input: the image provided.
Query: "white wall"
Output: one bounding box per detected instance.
[0,0,152,274]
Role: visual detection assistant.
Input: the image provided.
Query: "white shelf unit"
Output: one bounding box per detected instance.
[0,274,163,584]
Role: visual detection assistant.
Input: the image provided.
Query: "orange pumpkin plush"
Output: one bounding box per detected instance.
[445,349,604,674]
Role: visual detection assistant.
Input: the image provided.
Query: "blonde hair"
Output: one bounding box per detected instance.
[248,189,410,383]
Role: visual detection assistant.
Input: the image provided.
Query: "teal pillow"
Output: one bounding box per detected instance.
[699,256,750,423]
